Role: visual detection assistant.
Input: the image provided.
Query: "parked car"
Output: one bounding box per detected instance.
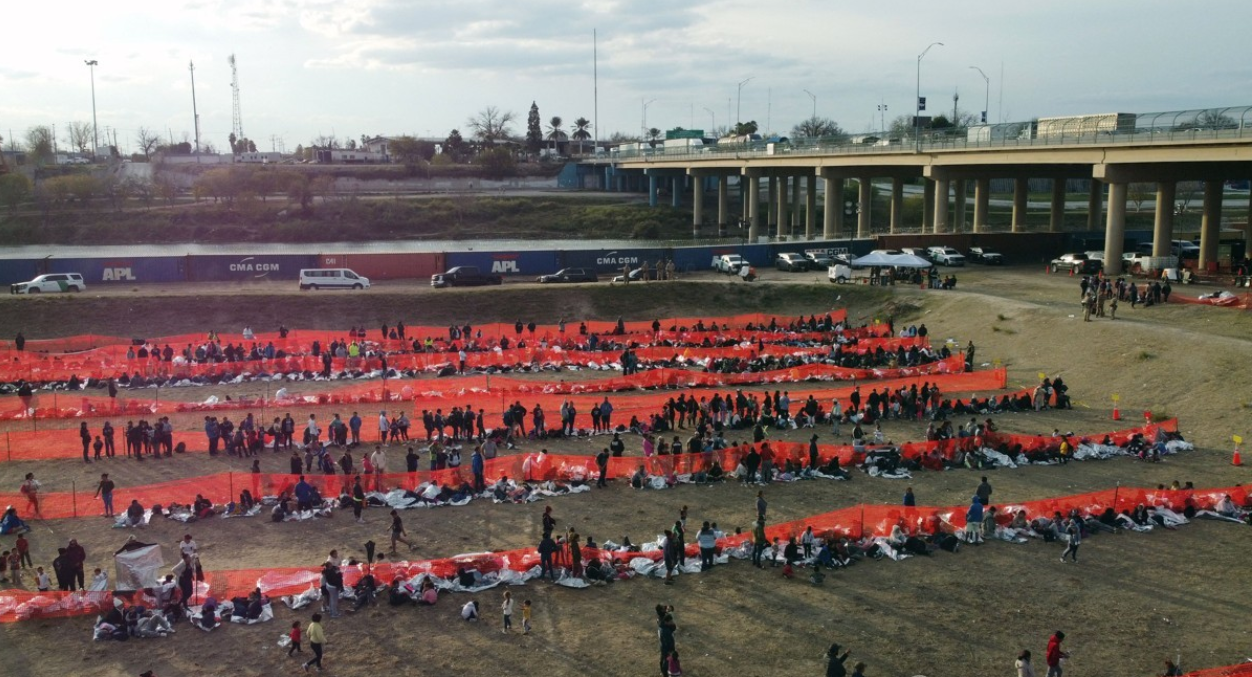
[431,266,504,288]
[775,252,810,272]
[967,247,1004,265]
[1050,253,1102,274]
[927,246,967,266]
[612,267,659,283]
[298,268,370,290]
[536,268,599,284]
[11,273,86,294]
[804,252,834,268]
[712,254,747,274]
[900,247,933,262]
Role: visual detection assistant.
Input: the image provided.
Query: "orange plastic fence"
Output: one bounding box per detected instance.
[0,465,1228,628]
[0,359,991,427]
[1,312,851,355]
[1168,293,1252,310]
[0,418,1175,520]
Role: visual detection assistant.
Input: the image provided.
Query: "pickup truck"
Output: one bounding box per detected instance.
[431,266,504,288]
[712,254,747,274]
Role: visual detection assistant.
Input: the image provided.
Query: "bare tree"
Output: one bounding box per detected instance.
[790,116,845,141]
[24,126,54,165]
[68,121,93,154]
[467,106,516,148]
[135,127,161,161]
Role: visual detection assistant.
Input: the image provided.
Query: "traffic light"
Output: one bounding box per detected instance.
[918,96,927,111]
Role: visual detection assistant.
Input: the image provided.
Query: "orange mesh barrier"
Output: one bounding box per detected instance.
[0,464,1230,627]
[0,312,851,355]
[0,417,1173,518]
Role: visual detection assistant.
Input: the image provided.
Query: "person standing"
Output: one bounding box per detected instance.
[825,643,852,677]
[288,620,303,658]
[102,421,115,458]
[1016,650,1036,677]
[752,518,768,568]
[538,532,558,581]
[389,510,416,553]
[348,412,362,445]
[501,590,515,633]
[658,611,677,677]
[20,473,40,516]
[903,487,916,507]
[1045,631,1068,677]
[756,491,767,521]
[596,447,610,488]
[1060,519,1081,563]
[302,613,325,672]
[471,446,486,492]
[94,474,116,517]
[965,496,985,545]
[697,521,717,571]
[377,410,389,443]
[80,422,92,463]
[66,539,86,590]
[522,599,533,634]
[976,476,993,505]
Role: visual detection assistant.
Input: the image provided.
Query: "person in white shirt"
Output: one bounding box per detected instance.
[179,534,198,561]
[461,600,478,621]
[378,411,389,442]
[35,567,51,591]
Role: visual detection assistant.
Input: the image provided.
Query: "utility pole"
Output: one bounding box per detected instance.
[189,61,201,155]
[803,89,816,120]
[915,42,944,152]
[84,60,99,158]
[953,89,959,126]
[878,100,888,135]
[969,66,990,124]
[736,77,754,128]
[229,54,244,150]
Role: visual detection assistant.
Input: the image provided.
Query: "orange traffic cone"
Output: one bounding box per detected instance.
[1112,405,1121,421]
[1234,448,1243,466]
[1069,267,1074,277]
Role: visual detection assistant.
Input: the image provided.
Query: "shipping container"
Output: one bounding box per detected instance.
[559,248,671,274]
[48,256,186,284]
[443,251,559,277]
[187,254,316,281]
[0,259,44,286]
[318,253,444,280]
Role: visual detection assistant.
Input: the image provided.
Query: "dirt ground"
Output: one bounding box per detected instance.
[1,268,1251,677]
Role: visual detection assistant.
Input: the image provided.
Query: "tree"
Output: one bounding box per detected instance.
[930,114,953,130]
[525,102,543,153]
[647,128,662,147]
[790,116,845,140]
[68,121,93,154]
[1186,109,1238,131]
[24,126,54,165]
[0,174,31,212]
[571,117,592,153]
[135,127,161,161]
[247,139,257,153]
[1129,182,1153,212]
[347,139,357,150]
[546,116,564,152]
[732,121,758,136]
[389,135,424,166]
[444,129,466,162]
[887,114,914,139]
[609,131,640,143]
[295,144,304,159]
[477,147,516,178]
[229,132,238,154]
[467,106,515,148]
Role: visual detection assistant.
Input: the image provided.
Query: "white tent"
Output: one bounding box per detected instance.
[850,253,934,268]
[114,542,165,591]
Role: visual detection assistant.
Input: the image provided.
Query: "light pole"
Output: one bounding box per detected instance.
[641,98,657,145]
[803,89,817,120]
[969,66,990,124]
[915,42,943,152]
[84,60,99,158]
[736,76,754,128]
[878,101,888,136]
[702,107,715,135]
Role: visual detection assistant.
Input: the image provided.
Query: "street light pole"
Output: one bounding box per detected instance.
[702,107,715,135]
[736,76,754,128]
[915,42,943,152]
[803,89,817,120]
[641,99,657,145]
[84,60,99,158]
[969,66,990,124]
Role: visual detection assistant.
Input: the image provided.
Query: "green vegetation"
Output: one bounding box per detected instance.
[0,195,697,245]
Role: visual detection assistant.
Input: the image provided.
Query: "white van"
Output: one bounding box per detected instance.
[298,268,370,290]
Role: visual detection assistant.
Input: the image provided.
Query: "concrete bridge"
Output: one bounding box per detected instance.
[581,114,1252,275]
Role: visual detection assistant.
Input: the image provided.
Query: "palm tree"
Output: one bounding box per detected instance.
[547,116,564,152]
[647,127,662,147]
[571,117,592,153]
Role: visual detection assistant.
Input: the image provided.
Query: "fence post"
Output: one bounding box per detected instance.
[6,432,9,462]
[72,481,77,518]
[229,472,234,500]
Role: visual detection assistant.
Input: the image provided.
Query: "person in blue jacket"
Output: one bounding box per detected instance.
[965,495,985,544]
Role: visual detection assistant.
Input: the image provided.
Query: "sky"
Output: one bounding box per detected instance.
[3,0,1250,154]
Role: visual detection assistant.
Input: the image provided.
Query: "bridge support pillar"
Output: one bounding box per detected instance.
[1049,179,1066,232]
[1087,179,1103,230]
[805,174,817,240]
[857,177,872,238]
[692,175,704,236]
[922,180,935,232]
[747,172,762,241]
[823,176,843,239]
[889,178,904,234]
[1012,177,1029,233]
[1103,182,1128,276]
[791,174,802,237]
[672,177,682,208]
[777,176,789,239]
[717,175,729,237]
[648,174,659,207]
[973,178,990,233]
[932,178,949,233]
[952,179,967,232]
[1199,180,1223,271]
[1152,182,1176,258]
[767,176,778,236]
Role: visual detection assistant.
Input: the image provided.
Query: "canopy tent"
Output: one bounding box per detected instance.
[850,253,935,268]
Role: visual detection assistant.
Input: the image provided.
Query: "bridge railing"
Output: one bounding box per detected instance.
[581,105,1252,164]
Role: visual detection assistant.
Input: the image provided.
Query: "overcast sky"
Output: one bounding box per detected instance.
[3,0,1250,153]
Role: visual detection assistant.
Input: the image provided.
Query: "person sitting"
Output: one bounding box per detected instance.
[630,465,647,489]
[388,577,413,606]
[192,495,214,520]
[1214,494,1239,518]
[352,572,377,610]
[125,500,145,527]
[418,579,438,606]
[461,600,479,621]
[1,506,31,535]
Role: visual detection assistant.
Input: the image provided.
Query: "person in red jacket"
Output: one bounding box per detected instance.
[1046,631,1069,677]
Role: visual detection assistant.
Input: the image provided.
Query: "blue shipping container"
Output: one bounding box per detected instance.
[48,256,186,284]
[187,254,316,281]
[443,251,559,277]
[560,248,670,273]
[0,259,43,286]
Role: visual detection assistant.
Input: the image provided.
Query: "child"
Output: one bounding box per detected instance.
[288,620,302,657]
[501,591,514,633]
[0,550,8,583]
[6,550,21,588]
[16,534,31,567]
[522,599,532,634]
[36,566,51,592]
[667,649,683,677]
